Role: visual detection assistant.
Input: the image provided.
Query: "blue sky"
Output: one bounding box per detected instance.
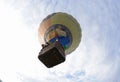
[0,0,120,82]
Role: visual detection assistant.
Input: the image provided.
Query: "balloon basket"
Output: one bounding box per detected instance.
[38,41,65,68]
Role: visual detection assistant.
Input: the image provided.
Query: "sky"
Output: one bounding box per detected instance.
[0,0,120,82]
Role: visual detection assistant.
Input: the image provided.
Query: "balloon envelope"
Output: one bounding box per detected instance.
[38,12,82,55]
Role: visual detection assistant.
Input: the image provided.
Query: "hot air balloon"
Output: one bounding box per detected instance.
[38,12,82,68]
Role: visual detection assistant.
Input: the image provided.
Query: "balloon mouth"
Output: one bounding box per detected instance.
[44,24,73,50]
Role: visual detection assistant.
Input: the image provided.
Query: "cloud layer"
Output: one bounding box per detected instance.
[0,0,120,82]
